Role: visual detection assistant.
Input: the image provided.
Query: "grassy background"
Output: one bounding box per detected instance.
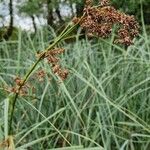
[0,22,150,149]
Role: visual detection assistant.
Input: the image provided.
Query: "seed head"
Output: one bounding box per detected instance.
[36,48,69,80]
[73,0,139,45]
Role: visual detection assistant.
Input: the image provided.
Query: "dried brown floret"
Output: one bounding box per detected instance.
[56,68,69,80]
[48,48,65,55]
[19,86,28,96]
[14,77,23,86]
[99,0,110,6]
[36,69,46,82]
[47,55,59,64]
[52,64,61,73]
[9,87,18,94]
[52,64,69,80]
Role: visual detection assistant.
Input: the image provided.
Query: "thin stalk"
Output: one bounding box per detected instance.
[8,20,81,135]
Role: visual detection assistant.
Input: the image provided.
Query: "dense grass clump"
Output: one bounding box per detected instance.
[0,26,150,150]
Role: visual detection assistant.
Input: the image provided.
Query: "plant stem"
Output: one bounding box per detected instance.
[8,21,79,135]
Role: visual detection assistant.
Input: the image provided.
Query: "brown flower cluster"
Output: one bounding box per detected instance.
[73,0,139,45]
[37,48,69,80]
[5,48,68,95]
[5,77,29,95]
[36,69,46,82]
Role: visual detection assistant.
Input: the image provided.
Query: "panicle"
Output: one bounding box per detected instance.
[37,48,69,80]
[73,0,139,45]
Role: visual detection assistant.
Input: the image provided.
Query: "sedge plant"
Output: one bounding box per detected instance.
[0,0,140,149]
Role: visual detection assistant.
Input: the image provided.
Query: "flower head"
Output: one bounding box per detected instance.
[73,0,139,45]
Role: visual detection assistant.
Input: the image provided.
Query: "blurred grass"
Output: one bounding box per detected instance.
[0,25,150,149]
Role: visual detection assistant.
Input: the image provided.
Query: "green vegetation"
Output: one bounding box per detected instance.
[0,0,150,150]
[0,22,150,149]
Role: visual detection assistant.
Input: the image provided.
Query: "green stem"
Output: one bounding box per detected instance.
[8,21,80,135]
